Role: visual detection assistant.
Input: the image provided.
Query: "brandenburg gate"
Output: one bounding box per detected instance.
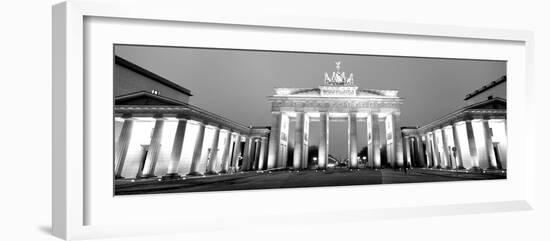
[267,62,404,170]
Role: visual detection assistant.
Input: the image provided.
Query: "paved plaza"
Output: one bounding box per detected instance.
[114,168,506,195]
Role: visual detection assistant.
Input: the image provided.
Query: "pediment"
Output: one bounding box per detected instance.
[466,97,506,110]
[115,91,185,106]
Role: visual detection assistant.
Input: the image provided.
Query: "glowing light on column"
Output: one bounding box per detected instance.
[177,122,200,175]
[472,119,487,168]
[455,121,472,169]
[443,125,456,168]
[120,119,155,178]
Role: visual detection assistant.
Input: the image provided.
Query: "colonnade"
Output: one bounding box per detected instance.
[267,110,405,170]
[114,114,269,179]
[404,118,507,170]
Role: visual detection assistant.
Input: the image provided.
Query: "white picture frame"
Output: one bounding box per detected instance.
[52,0,535,240]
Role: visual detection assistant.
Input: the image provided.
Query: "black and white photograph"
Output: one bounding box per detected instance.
[113,45,507,195]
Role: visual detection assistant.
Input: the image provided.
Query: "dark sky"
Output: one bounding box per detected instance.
[115,45,506,159]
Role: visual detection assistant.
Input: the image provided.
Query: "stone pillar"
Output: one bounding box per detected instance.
[435,131,444,168]
[416,135,426,167]
[482,119,498,169]
[425,135,433,167]
[253,139,262,170]
[258,137,268,170]
[188,122,206,176]
[293,112,306,169]
[465,120,479,169]
[232,134,242,171]
[378,116,387,167]
[441,128,451,169]
[423,135,429,167]
[404,137,412,168]
[114,116,134,179]
[267,112,281,169]
[250,137,257,170]
[302,114,310,169]
[205,126,221,175]
[219,131,233,173]
[241,136,252,171]
[163,118,187,179]
[366,114,373,168]
[391,112,404,168]
[372,113,382,168]
[318,112,329,169]
[348,112,358,169]
[279,113,290,168]
[430,132,441,168]
[139,117,164,178]
[451,124,464,169]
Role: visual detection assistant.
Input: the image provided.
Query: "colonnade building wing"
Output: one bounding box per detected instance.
[114,91,270,180]
[401,97,507,171]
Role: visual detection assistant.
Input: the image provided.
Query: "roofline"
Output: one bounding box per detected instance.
[115,55,193,96]
[418,97,506,130]
[464,75,506,101]
[114,93,260,134]
[115,91,187,106]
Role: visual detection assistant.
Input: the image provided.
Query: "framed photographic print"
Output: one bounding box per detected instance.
[52,0,535,240]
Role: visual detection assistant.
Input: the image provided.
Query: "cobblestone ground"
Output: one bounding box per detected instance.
[114,168,506,195]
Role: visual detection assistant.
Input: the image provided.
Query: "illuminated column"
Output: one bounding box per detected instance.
[139,117,164,178]
[258,137,268,170]
[437,129,445,168]
[248,137,256,170]
[425,134,433,167]
[372,113,382,168]
[241,136,252,171]
[404,137,412,167]
[219,131,233,173]
[348,112,358,169]
[378,116,387,167]
[232,134,242,171]
[279,113,290,168]
[114,115,134,179]
[430,132,441,168]
[318,112,329,169]
[302,114,310,169]
[366,114,373,168]
[293,112,306,169]
[441,128,451,169]
[205,126,221,175]
[452,124,464,169]
[426,132,436,167]
[253,138,262,170]
[163,118,187,179]
[416,135,426,167]
[465,120,479,169]
[188,122,206,176]
[267,112,281,169]
[391,112,404,168]
[482,119,498,169]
